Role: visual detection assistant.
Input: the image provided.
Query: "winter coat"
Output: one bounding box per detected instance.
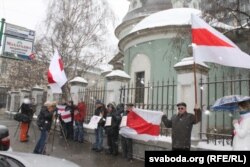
[105,109,122,135]
[116,103,125,115]
[20,103,33,118]
[94,106,106,127]
[74,102,86,122]
[36,106,53,131]
[233,112,250,150]
[162,111,198,149]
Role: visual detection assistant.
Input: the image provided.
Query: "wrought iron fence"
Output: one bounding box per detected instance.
[120,79,177,136]
[78,87,106,123]
[78,74,249,147]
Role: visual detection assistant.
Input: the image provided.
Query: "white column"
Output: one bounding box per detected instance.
[20,89,31,106]
[174,57,209,140]
[31,85,44,115]
[105,72,130,105]
[9,91,19,113]
[46,85,53,101]
[69,77,88,104]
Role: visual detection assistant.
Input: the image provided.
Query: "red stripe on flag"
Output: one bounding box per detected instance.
[59,58,63,71]
[61,114,71,119]
[192,28,233,47]
[127,111,160,136]
[47,71,56,83]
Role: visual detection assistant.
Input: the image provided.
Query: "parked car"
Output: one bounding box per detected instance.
[0,125,10,151]
[0,151,80,167]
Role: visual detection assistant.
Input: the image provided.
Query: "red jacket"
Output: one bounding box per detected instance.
[74,102,86,122]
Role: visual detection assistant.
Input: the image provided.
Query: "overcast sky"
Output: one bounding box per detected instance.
[0,0,130,31]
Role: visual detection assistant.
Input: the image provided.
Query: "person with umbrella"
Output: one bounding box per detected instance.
[211,95,250,150]
[232,101,250,150]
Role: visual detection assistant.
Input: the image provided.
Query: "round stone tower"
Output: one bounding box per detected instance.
[115,0,173,40]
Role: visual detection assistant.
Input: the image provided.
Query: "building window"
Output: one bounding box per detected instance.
[135,71,145,103]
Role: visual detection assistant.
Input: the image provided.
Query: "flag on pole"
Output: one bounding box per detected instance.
[119,108,163,142]
[191,14,250,69]
[48,50,67,93]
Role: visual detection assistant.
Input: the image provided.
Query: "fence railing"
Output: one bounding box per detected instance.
[79,74,250,146]
[120,79,177,136]
[78,87,106,123]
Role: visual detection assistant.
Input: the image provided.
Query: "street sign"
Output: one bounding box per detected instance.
[5,23,35,41]
[4,36,33,56]
[1,22,35,60]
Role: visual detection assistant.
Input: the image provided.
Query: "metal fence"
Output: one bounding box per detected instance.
[120,79,177,136]
[78,87,106,123]
[78,74,249,146]
[199,74,250,146]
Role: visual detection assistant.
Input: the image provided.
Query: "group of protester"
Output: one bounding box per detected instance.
[33,99,87,154]
[17,96,250,157]
[17,97,87,154]
[56,99,86,142]
[91,100,134,161]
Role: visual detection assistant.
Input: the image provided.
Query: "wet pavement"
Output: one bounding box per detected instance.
[0,114,144,167]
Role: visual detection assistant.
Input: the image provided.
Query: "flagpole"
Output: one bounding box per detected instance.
[189,44,198,108]
[193,61,198,106]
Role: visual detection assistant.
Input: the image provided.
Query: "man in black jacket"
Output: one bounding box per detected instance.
[162,102,201,151]
[33,101,56,154]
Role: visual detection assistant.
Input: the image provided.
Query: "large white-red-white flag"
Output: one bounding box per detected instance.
[192,14,250,69]
[48,50,67,93]
[119,108,163,142]
[57,105,72,123]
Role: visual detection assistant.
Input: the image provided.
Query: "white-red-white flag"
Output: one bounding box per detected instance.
[57,105,72,123]
[48,50,67,93]
[119,108,163,142]
[192,14,250,69]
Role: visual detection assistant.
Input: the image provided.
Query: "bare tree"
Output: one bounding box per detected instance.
[36,0,115,76]
[201,0,250,30]
[201,0,250,54]
[34,0,116,98]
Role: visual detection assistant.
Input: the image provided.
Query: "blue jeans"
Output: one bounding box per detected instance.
[93,126,104,150]
[74,121,84,142]
[33,129,48,154]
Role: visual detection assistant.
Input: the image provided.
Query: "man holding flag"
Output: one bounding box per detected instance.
[47,49,67,93]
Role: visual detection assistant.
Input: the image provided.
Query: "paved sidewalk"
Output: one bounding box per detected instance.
[1,116,144,167]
